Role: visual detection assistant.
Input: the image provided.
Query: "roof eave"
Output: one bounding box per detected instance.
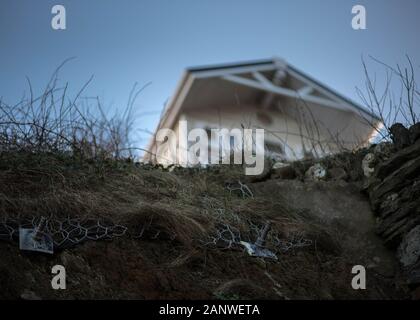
[145,58,383,157]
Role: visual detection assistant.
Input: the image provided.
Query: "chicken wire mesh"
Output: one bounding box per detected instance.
[0,215,313,257]
[0,216,128,250]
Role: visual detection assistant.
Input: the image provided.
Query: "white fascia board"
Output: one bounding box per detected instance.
[162,73,195,130]
[192,64,277,79]
[272,57,288,69]
[145,72,195,152]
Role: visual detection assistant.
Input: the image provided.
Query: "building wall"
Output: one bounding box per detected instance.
[149,102,376,166]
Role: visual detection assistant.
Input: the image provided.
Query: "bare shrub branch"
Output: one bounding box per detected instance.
[357,55,419,140]
[0,60,152,160]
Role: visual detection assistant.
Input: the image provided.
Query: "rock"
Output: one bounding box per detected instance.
[373,142,394,160]
[383,192,398,204]
[369,154,420,208]
[378,182,420,219]
[390,123,410,150]
[377,197,420,234]
[381,212,420,247]
[375,139,420,179]
[406,263,420,287]
[20,289,41,300]
[247,157,273,183]
[367,124,420,290]
[305,163,326,181]
[373,142,389,155]
[272,164,296,180]
[398,225,420,267]
[378,193,399,218]
[409,123,420,144]
[168,164,177,172]
[362,153,375,178]
[272,162,288,170]
[328,167,348,181]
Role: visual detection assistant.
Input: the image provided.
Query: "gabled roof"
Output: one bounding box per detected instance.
[146,57,381,154]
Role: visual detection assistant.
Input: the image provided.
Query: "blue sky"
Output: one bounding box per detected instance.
[0,0,419,147]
